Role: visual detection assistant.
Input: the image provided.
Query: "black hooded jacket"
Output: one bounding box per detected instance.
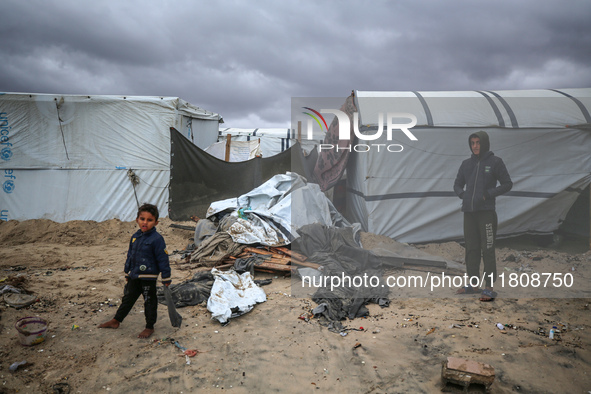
[453,131,512,212]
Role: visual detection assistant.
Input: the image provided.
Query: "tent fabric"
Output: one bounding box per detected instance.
[218,127,324,157]
[204,139,262,162]
[355,88,591,128]
[169,128,317,221]
[347,88,591,243]
[0,93,222,222]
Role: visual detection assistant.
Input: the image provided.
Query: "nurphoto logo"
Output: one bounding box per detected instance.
[302,107,418,153]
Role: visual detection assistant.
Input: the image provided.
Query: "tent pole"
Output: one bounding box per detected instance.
[225,134,231,162]
[297,121,302,143]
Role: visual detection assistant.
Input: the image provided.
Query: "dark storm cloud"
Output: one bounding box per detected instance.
[1,0,590,127]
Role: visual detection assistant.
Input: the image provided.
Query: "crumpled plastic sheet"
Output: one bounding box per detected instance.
[207,268,267,324]
[205,172,352,247]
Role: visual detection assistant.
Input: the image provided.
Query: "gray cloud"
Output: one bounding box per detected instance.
[1,0,590,128]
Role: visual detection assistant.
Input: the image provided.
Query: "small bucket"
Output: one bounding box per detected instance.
[15,317,49,346]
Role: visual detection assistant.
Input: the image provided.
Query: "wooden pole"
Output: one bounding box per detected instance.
[297,121,302,143]
[225,134,231,162]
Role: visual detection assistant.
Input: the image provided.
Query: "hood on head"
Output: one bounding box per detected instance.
[469,130,490,156]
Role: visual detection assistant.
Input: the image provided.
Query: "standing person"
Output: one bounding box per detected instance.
[99,203,172,337]
[453,131,512,301]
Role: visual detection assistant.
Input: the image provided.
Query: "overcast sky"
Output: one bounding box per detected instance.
[1,0,590,128]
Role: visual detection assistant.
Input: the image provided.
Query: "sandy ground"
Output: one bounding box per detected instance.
[0,218,590,393]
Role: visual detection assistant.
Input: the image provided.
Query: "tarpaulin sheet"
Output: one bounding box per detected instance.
[169,128,317,220]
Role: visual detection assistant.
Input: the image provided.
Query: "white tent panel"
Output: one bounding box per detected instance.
[0,93,222,222]
[348,88,591,243]
[2,169,169,222]
[356,89,591,128]
[205,140,261,162]
[181,117,220,149]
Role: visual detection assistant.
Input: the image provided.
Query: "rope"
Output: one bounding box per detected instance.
[54,99,70,160]
[127,169,140,208]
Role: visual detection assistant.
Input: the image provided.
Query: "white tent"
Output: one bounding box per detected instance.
[218,127,323,157]
[347,88,591,243]
[0,93,222,222]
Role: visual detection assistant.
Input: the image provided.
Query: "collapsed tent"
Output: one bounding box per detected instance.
[202,172,352,246]
[344,88,591,243]
[0,93,222,222]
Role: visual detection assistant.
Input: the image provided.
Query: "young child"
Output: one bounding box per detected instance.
[99,203,172,338]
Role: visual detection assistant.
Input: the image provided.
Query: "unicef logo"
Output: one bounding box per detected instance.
[3,180,15,193]
[1,147,12,161]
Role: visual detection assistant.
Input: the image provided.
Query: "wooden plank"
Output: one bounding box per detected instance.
[244,246,273,256]
[289,251,309,262]
[268,257,291,265]
[292,260,321,270]
[225,134,232,162]
[254,262,293,272]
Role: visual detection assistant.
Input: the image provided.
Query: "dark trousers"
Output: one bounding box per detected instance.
[464,211,498,288]
[114,279,158,329]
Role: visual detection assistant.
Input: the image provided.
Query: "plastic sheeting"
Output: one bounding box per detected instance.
[207,268,266,324]
[206,172,351,246]
[347,88,591,243]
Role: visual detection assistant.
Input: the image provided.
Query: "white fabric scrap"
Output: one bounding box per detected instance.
[207,268,267,324]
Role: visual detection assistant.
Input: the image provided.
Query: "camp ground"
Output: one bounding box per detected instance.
[1,88,591,393]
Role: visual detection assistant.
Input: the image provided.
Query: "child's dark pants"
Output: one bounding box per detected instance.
[114,279,158,329]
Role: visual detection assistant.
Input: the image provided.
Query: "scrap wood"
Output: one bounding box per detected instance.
[246,246,309,262]
[254,261,293,273]
[291,260,321,270]
[216,261,292,275]
[272,247,309,262]
[255,268,278,274]
[169,224,196,231]
[244,247,288,260]
[267,257,291,265]
[244,246,273,255]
